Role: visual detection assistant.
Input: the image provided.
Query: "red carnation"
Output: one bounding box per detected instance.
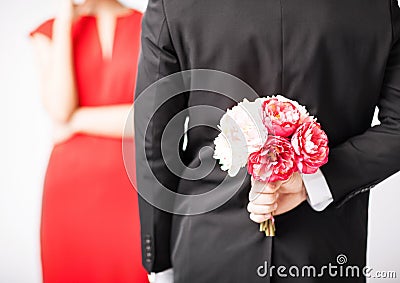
[291,121,329,174]
[248,136,297,183]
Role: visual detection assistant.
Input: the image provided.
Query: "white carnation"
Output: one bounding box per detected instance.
[213,98,268,177]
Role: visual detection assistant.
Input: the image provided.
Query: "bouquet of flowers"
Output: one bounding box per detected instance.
[213,95,329,236]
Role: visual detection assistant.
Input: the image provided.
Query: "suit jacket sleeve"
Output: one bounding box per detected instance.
[321,0,400,207]
[134,0,187,273]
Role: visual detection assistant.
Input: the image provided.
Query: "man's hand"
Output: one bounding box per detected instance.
[247,173,307,223]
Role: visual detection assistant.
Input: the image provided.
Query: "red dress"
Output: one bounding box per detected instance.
[30,10,148,283]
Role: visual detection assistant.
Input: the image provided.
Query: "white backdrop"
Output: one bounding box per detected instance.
[0,1,399,282]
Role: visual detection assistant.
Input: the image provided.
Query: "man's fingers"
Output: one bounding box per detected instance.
[249,191,279,204]
[249,213,272,224]
[247,202,278,215]
[251,180,282,194]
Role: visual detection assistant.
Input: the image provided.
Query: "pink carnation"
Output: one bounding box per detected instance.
[291,121,329,174]
[248,136,297,182]
[262,97,301,137]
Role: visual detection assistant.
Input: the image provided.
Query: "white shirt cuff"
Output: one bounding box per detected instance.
[302,169,333,211]
[149,268,173,283]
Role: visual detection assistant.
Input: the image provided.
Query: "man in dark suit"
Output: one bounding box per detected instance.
[134,0,400,282]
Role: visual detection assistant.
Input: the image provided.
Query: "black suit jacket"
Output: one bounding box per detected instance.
[134,0,400,282]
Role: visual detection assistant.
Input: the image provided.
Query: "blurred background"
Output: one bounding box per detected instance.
[0,0,399,282]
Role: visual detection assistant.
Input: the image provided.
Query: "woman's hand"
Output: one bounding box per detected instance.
[247,173,307,223]
[52,122,75,144]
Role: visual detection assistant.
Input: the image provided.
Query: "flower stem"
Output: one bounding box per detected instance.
[259,219,276,237]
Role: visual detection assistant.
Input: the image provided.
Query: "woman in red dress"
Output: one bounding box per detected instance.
[30,0,148,282]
